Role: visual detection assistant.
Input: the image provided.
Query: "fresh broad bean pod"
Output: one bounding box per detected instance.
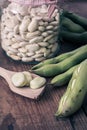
[32,45,87,77]
[51,64,78,87]
[59,30,87,44]
[32,45,87,70]
[61,17,85,33]
[55,59,87,117]
[63,10,87,30]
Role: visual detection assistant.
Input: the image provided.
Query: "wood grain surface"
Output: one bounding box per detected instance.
[0,1,87,130]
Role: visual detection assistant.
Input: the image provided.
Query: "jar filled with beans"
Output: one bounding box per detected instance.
[1,0,60,63]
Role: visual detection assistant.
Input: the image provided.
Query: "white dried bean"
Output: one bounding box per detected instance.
[14,35,23,41]
[44,49,51,57]
[26,31,41,39]
[8,54,21,60]
[38,42,49,47]
[48,36,58,44]
[7,16,19,29]
[7,10,14,18]
[53,26,58,31]
[17,53,26,58]
[29,36,43,44]
[26,52,35,57]
[47,53,54,58]
[14,25,19,34]
[42,32,48,37]
[32,53,44,59]
[50,21,58,26]
[4,26,13,32]
[11,38,18,42]
[34,16,42,20]
[43,17,54,22]
[35,57,46,61]
[7,32,14,39]
[22,57,34,62]
[41,5,48,13]
[51,43,59,52]
[11,43,20,49]
[28,18,38,32]
[1,44,9,51]
[18,48,27,53]
[16,13,23,21]
[46,25,53,30]
[4,19,12,29]
[18,6,28,16]
[1,34,7,39]
[51,9,58,17]
[26,44,40,52]
[21,33,28,41]
[39,21,44,26]
[30,8,37,17]
[55,13,60,22]
[43,34,54,42]
[19,42,29,47]
[8,46,18,53]
[44,22,48,26]
[47,30,53,34]
[4,39,13,46]
[38,26,45,32]
[7,51,17,55]
[47,44,53,49]
[36,48,47,54]
[19,17,30,33]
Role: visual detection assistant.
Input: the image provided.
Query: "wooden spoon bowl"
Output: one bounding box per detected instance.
[0,67,46,99]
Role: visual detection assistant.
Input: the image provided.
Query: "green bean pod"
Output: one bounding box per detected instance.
[59,30,87,44]
[32,45,87,77]
[63,10,87,30]
[32,45,87,70]
[61,17,85,33]
[55,59,87,117]
[51,65,78,87]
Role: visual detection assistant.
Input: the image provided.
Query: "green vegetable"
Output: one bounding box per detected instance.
[51,65,78,87]
[55,59,87,117]
[32,45,87,77]
[59,30,87,44]
[32,45,86,70]
[63,10,87,30]
[61,17,85,33]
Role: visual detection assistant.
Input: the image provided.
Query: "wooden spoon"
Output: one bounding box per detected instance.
[0,67,46,99]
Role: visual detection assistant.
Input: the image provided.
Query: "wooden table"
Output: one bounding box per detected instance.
[0,1,87,130]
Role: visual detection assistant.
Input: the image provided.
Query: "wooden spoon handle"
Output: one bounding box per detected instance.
[0,67,9,78]
[0,67,14,85]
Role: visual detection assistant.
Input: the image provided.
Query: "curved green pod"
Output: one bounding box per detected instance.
[32,45,87,77]
[61,17,85,33]
[32,45,87,70]
[55,59,87,117]
[59,30,87,44]
[63,10,87,30]
[51,65,78,87]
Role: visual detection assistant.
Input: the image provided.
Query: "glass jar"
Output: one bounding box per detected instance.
[1,0,60,63]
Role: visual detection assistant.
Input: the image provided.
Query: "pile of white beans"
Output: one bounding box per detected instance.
[1,2,59,62]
